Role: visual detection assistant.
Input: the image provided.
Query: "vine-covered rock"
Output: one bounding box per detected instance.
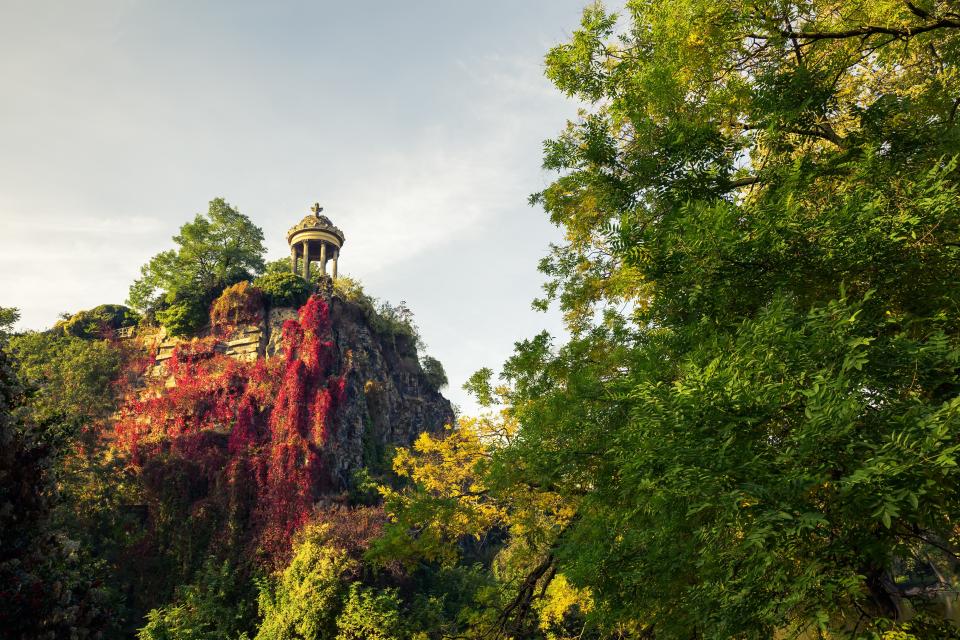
[119,290,452,570]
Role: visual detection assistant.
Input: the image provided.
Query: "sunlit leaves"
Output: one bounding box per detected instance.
[492,0,960,636]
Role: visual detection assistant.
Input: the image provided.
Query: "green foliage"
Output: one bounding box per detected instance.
[399,564,494,640]
[11,2,960,638]
[0,315,123,638]
[156,297,209,337]
[129,198,265,335]
[373,415,591,639]
[55,303,139,339]
[0,306,20,337]
[254,271,312,309]
[334,276,423,353]
[420,355,447,390]
[8,331,123,440]
[264,258,293,275]
[138,558,257,640]
[462,368,494,407]
[372,299,419,346]
[457,1,960,637]
[250,506,497,640]
[255,524,351,640]
[347,467,381,506]
[332,275,367,304]
[335,584,402,640]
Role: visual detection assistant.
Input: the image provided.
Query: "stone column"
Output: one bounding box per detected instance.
[320,242,327,276]
[302,241,310,279]
[332,248,338,279]
[290,245,297,273]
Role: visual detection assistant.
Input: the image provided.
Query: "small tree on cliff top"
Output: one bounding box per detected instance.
[129,198,265,335]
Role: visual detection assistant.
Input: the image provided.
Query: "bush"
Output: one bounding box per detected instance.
[138,558,257,640]
[156,298,208,337]
[55,304,140,339]
[333,275,368,304]
[255,524,352,640]
[420,356,448,390]
[209,281,264,331]
[335,584,402,640]
[333,277,422,349]
[253,271,312,309]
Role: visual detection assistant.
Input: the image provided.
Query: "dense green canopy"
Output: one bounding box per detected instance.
[482,0,960,637]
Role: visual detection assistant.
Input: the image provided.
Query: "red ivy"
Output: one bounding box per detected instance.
[115,295,346,565]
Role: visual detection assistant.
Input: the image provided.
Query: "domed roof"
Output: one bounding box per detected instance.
[286,206,345,245]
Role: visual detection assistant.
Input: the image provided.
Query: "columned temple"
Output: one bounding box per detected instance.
[287,203,345,280]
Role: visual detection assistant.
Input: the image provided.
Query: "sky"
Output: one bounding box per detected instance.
[0,0,595,414]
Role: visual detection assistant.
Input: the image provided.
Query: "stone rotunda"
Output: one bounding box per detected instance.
[287,203,345,280]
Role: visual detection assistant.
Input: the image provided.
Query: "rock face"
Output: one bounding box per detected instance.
[324,296,454,486]
[145,291,454,490]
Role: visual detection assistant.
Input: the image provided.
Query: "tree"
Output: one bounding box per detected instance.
[0,306,19,337]
[376,418,513,568]
[463,1,960,637]
[0,312,122,638]
[374,414,599,639]
[6,330,136,611]
[255,524,353,640]
[129,198,265,335]
[8,331,123,440]
[420,355,448,390]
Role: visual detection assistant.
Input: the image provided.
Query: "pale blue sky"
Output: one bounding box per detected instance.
[0,0,595,413]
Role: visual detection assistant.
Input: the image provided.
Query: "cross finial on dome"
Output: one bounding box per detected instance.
[311,202,323,216]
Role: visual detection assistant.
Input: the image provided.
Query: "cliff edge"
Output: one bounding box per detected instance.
[138,287,453,492]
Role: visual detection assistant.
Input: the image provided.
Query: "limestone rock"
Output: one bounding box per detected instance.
[323,296,453,487]
[265,307,298,357]
[142,293,454,492]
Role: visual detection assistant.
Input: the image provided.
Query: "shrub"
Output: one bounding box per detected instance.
[334,277,422,347]
[55,304,140,339]
[209,281,264,332]
[420,356,447,390]
[253,271,312,309]
[335,584,402,640]
[137,558,257,640]
[332,275,368,304]
[255,524,352,640]
[156,298,208,337]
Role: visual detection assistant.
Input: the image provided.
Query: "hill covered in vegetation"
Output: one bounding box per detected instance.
[1,196,460,638]
[5,1,960,638]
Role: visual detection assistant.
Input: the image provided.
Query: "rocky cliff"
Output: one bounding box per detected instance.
[326,296,454,484]
[140,288,454,492]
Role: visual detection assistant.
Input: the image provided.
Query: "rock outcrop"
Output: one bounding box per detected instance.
[325,296,454,485]
[142,290,454,490]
